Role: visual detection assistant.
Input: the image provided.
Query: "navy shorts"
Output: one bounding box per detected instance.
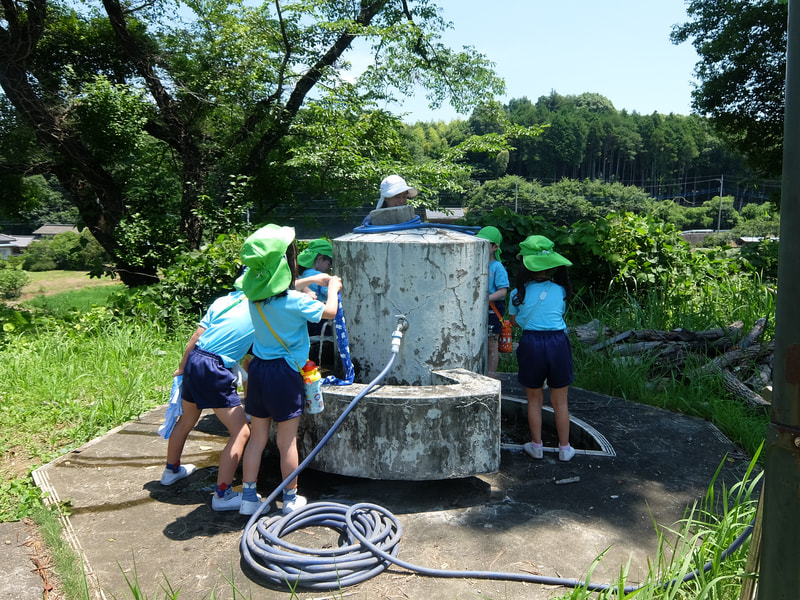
[245,356,305,422]
[488,300,506,336]
[182,348,242,410]
[516,329,574,389]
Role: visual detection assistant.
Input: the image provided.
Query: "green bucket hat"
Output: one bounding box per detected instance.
[240,224,296,300]
[518,235,572,272]
[476,226,503,261]
[297,239,333,269]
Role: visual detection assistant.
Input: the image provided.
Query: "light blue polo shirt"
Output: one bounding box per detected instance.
[488,260,509,294]
[196,291,255,367]
[249,290,325,370]
[508,280,567,331]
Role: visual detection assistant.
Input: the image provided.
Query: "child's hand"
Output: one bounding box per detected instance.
[328,275,342,294]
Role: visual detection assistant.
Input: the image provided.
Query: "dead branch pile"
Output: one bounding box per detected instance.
[571,318,773,408]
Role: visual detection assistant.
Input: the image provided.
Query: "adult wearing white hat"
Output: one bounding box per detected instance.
[376,174,418,209]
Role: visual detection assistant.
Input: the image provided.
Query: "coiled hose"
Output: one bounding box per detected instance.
[240,317,754,593]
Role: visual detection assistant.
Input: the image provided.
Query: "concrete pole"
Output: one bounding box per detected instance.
[756,1,800,598]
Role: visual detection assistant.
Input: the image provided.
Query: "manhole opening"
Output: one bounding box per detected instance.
[501,396,615,456]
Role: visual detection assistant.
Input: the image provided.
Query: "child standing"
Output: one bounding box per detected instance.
[238,224,341,516]
[508,235,576,462]
[297,238,334,337]
[161,286,253,512]
[475,226,509,376]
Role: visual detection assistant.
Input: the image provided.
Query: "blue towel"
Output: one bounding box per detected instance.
[158,375,183,439]
[321,293,354,386]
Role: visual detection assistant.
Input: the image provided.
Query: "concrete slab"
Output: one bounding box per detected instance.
[31,376,753,600]
[0,520,45,600]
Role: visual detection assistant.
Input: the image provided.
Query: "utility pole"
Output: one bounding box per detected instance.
[716,175,724,232]
[756,0,800,597]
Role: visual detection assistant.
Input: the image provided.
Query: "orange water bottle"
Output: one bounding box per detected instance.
[499,320,513,353]
[301,360,324,414]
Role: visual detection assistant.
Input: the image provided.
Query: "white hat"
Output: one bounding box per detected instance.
[376,175,418,208]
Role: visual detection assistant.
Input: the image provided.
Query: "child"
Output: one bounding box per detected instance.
[161,285,253,512]
[508,235,576,462]
[238,224,342,516]
[297,238,333,336]
[475,226,509,376]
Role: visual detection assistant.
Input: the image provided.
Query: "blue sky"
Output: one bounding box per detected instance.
[369,0,701,123]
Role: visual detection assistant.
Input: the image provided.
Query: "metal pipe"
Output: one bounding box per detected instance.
[757,1,800,597]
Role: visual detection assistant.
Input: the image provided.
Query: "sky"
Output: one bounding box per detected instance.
[364,0,701,123]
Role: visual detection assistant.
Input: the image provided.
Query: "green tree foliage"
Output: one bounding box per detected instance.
[0,262,29,300]
[21,230,110,272]
[0,0,506,285]
[671,0,788,177]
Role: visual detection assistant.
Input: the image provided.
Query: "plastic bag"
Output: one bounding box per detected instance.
[158,375,183,440]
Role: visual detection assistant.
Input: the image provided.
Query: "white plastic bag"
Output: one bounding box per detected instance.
[158,375,183,440]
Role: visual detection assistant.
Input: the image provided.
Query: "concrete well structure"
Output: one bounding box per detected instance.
[298,226,503,480]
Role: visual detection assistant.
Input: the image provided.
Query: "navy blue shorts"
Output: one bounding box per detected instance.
[245,356,304,422]
[516,329,574,389]
[488,300,506,336]
[182,348,242,410]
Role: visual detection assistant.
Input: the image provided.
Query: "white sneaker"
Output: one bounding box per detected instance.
[239,495,264,516]
[559,445,576,462]
[523,442,543,460]
[211,488,241,512]
[282,493,307,515]
[160,464,196,486]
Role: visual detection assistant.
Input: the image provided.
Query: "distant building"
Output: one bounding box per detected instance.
[0,233,35,258]
[32,224,80,239]
[424,207,465,224]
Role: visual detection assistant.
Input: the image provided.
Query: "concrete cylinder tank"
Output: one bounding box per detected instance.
[335,228,489,384]
[296,227,502,480]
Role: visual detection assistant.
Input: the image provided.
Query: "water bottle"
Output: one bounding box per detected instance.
[499,320,513,353]
[301,360,324,414]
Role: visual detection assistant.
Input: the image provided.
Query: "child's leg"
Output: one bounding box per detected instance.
[275,416,301,490]
[525,387,544,444]
[241,416,271,484]
[166,400,202,466]
[212,405,250,487]
[549,386,571,447]
[487,336,499,374]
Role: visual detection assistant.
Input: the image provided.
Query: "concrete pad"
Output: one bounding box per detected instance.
[0,520,45,600]
[31,377,753,600]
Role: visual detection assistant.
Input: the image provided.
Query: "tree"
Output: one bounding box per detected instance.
[0,0,505,285]
[671,0,788,178]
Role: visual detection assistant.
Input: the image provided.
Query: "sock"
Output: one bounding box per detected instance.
[214,482,229,498]
[530,442,543,449]
[283,488,297,502]
[242,481,258,502]
[559,443,571,450]
[165,462,180,473]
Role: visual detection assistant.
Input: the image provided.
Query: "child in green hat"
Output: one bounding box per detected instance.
[508,235,576,462]
[297,238,334,337]
[238,224,342,516]
[475,226,509,376]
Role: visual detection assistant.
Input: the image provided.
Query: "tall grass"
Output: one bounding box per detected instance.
[0,307,189,521]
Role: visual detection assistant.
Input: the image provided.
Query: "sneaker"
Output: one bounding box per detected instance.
[282,493,307,515]
[523,442,543,460]
[211,488,242,512]
[239,495,264,516]
[559,445,576,462]
[160,464,196,486]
